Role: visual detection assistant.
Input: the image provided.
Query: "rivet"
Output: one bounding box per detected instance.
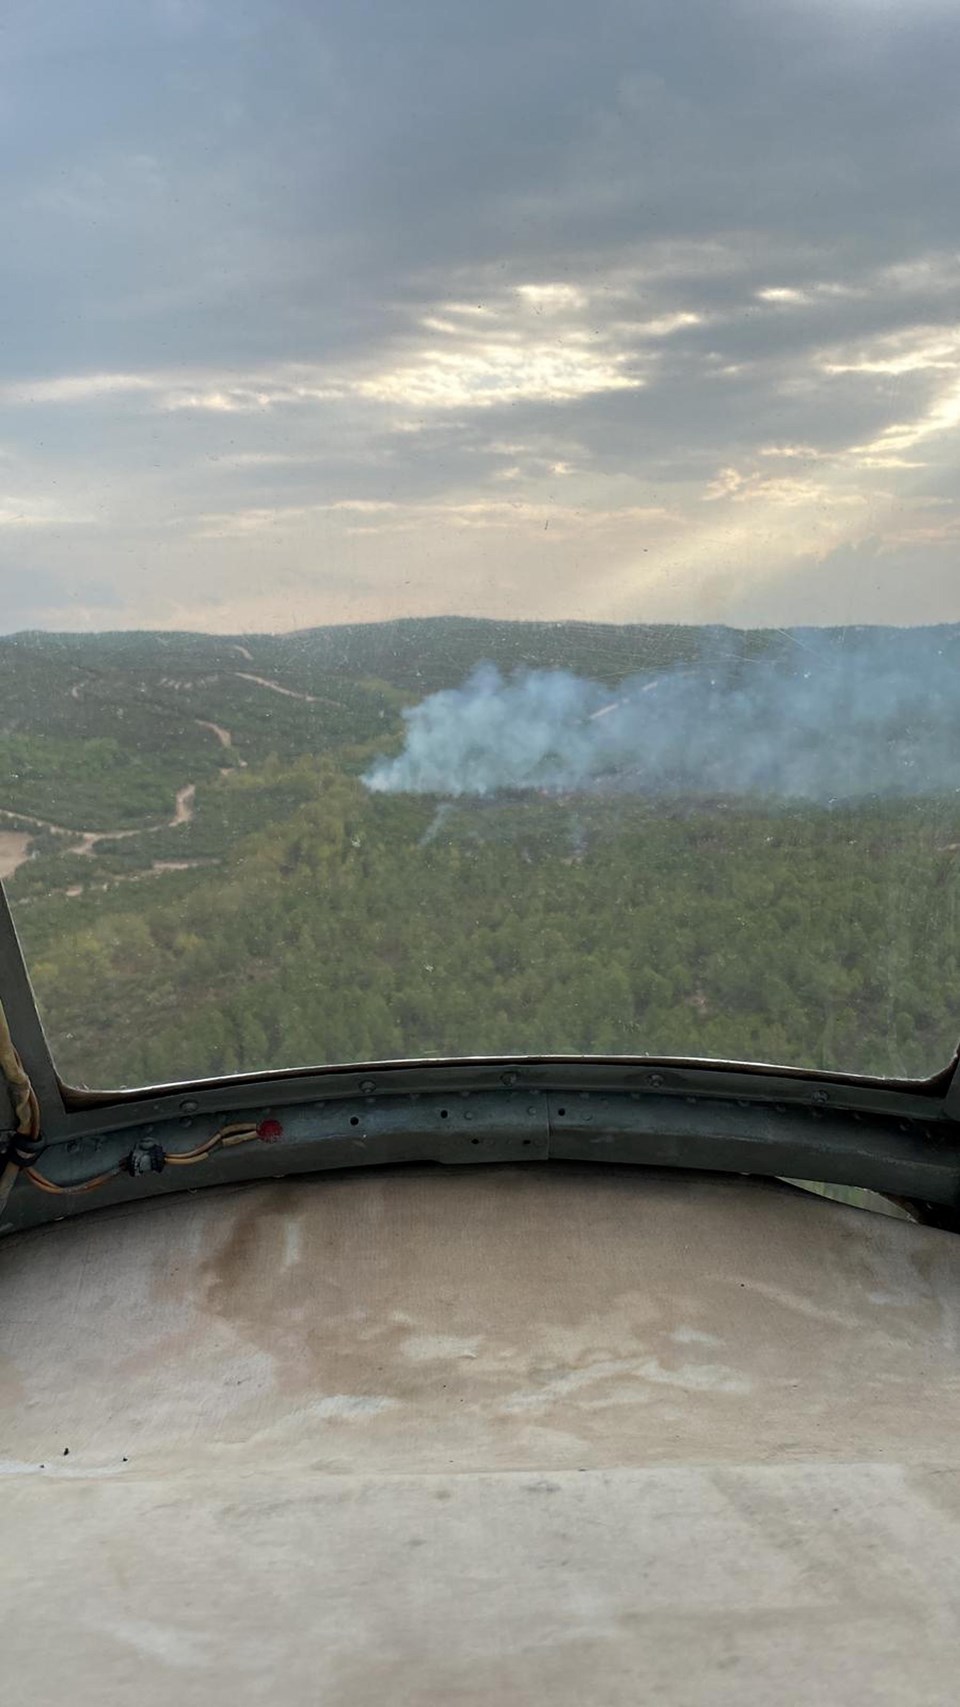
[501,1072,518,1086]
[180,1099,198,1114]
[359,1080,375,1095]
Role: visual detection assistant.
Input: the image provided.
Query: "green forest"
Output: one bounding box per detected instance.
[2,617,960,1088]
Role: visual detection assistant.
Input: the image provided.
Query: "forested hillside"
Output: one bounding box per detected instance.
[2,619,959,1087]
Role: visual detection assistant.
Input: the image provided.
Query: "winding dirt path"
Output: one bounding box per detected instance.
[195,718,247,769]
[0,832,32,880]
[196,719,233,748]
[0,779,197,867]
[1,699,244,886]
[172,784,195,827]
[236,671,320,704]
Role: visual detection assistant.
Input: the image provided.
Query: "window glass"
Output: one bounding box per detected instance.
[2,2,959,1086]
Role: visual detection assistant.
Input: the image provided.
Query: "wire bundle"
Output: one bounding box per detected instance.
[0,999,42,1214]
[24,1120,271,1197]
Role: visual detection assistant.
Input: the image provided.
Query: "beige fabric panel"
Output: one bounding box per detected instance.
[2,1166,960,1703]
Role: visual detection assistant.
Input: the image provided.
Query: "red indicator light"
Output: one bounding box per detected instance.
[256,1118,284,1142]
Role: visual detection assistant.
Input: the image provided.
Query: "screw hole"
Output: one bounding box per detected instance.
[557,1107,566,1117]
[440,1109,449,1119]
[522,1138,531,1147]
[349,1116,360,1127]
[471,1136,480,1145]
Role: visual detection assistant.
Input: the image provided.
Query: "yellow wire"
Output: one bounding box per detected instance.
[0,991,260,1208]
[165,1125,258,1165]
[0,996,41,1214]
[0,999,40,1142]
[25,1165,120,1196]
[25,1122,261,1192]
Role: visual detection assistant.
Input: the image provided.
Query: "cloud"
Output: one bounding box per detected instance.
[2,0,960,631]
[0,374,157,406]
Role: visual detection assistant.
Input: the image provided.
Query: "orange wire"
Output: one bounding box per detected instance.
[21,1121,261,1194]
[25,1165,121,1196]
[165,1124,258,1164]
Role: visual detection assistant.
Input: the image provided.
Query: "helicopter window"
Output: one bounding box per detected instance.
[2,1,958,1089]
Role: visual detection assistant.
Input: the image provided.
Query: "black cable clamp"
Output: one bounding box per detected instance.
[4,1132,45,1168]
[122,1143,167,1177]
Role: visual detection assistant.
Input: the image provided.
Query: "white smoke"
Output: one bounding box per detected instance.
[364,631,960,802]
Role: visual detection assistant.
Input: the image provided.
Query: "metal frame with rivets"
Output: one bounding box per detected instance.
[3,883,960,1236]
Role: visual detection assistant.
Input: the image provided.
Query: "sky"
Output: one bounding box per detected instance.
[2,0,960,635]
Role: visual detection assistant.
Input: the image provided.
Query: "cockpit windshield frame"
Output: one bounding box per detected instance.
[4,882,960,1239]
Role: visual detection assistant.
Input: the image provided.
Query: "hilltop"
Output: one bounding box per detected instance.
[2,617,960,1089]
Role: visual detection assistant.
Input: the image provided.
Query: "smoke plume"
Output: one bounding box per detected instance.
[364,629,960,802]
